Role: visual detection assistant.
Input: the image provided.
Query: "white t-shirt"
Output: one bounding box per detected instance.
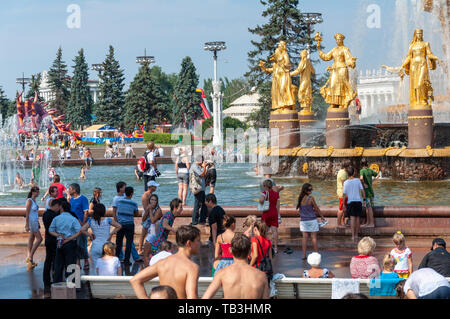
[125,146,132,154]
[144,151,156,176]
[403,268,450,297]
[390,247,412,273]
[149,251,172,266]
[343,178,364,203]
[96,256,120,276]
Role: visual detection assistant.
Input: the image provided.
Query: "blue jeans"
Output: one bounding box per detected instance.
[118,243,140,262]
[115,224,135,264]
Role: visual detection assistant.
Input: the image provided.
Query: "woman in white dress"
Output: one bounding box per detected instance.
[81,203,122,269]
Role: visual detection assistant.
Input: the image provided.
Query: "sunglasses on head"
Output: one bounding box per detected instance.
[308,188,313,191]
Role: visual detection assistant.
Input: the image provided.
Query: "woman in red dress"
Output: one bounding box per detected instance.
[258,179,280,254]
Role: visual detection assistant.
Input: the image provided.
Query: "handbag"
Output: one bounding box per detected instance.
[255,237,273,279]
[257,191,270,212]
[189,170,202,195]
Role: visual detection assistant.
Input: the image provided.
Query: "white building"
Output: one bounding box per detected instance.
[357,67,448,122]
[39,70,100,103]
[223,92,262,123]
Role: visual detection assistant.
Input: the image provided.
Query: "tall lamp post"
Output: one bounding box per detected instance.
[136,49,155,66]
[204,41,226,146]
[300,13,323,55]
[91,64,104,104]
[16,72,31,96]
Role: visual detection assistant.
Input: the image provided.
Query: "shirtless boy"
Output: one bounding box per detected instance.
[130,225,201,299]
[202,233,269,299]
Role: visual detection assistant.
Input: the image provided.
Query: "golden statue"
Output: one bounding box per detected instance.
[400,29,441,108]
[259,41,296,112]
[315,32,357,110]
[291,50,315,115]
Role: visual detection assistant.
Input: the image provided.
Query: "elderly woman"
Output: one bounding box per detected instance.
[302,252,335,278]
[350,236,381,279]
[259,179,280,254]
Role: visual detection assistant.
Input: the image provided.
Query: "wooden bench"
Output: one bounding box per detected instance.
[82,276,450,299]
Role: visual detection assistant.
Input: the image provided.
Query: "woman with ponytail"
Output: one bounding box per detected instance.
[81,203,122,269]
[212,215,236,276]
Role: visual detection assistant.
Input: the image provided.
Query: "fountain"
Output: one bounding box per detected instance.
[0,93,78,194]
[259,0,450,181]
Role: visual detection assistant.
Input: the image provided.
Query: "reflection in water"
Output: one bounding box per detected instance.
[27,267,43,299]
[0,163,448,207]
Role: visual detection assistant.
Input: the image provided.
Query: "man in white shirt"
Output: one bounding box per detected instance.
[143,142,158,191]
[343,167,365,243]
[149,241,177,266]
[402,268,450,299]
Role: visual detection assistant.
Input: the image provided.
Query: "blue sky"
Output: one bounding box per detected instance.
[0,0,444,98]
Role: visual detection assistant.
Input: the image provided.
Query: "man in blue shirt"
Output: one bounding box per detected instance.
[115,186,139,265]
[49,201,81,283]
[68,183,90,269]
[112,181,142,263]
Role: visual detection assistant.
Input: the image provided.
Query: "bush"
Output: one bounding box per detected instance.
[143,132,191,145]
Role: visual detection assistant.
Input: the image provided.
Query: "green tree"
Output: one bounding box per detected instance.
[94,45,125,129]
[124,63,159,130]
[48,47,70,113]
[245,0,323,127]
[149,66,173,122]
[67,49,93,129]
[7,100,17,119]
[172,57,202,128]
[25,73,43,101]
[0,87,10,124]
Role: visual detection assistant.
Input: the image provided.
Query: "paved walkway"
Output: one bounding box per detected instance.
[0,242,431,299]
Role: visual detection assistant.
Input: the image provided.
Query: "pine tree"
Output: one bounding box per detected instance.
[172,57,202,128]
[67,49,93,129]
[0,87,10,124]
[25,73,43,101]
[149,66,173,122]
[94,45,125,129]
[245,0,323,127]
[124,63,158,131]
[48,47,70,113]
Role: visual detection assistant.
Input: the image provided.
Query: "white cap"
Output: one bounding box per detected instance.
[147,181,160,187]
[307,252,321,267]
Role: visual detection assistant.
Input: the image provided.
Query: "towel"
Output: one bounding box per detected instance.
[369,278,402,296]
[270,273,286,297]
[331,278,360,299]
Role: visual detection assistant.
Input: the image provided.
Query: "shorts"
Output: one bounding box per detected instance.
[177,173,189,185]
[262,211,278,228]
[205,168,216,187]
[339,197,348,211]
[214,258,234,276]
[29,219,40,233]
[300,219,319,232]
[346,201,363,217]
[365,197,374,207]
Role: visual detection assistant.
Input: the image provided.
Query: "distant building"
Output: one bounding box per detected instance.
[356,67,448,122]
[39,70,100,103]
[223,91,262,124]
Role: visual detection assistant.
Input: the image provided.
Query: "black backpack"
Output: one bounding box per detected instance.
[255,237,273,279]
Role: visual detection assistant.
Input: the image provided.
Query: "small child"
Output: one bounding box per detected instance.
[381,254,399,278]
[96,242,122,276]
[80,165,86,180]
[389,231,413,278]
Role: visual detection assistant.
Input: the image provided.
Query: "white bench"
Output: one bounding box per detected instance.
[83,276,450,299]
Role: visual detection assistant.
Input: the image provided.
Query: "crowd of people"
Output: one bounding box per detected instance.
[20,143,450,300]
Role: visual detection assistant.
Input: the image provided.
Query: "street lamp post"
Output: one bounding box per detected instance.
[136,49,155,66]
[16,72,31,96]
[300,13,323,55]
[91,64,104,104]
[204,41,226,146]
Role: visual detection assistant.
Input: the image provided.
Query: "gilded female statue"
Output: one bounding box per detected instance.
[291,50,315,114]
[400,29,441,107]
[259,41,296,111]
[315,33,357,110]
